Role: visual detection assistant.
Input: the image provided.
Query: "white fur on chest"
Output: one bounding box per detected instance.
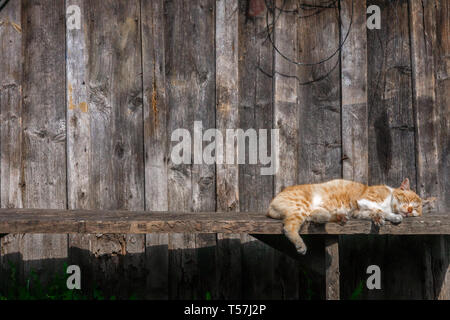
[357,194,392,213]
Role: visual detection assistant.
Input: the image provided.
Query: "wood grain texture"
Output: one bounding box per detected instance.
[368,0,416,189]
[0,0,23,291]
[215,0,242,299]
[237,1,291,299]
[297,0,341,184]
[363,0,420,300]
[165,0,216,299]
[325,236,339,300]
[3,0,68,285]
[141,0,169,300]
[274,0,299,192]
[434,0,450,300]
[66,0,145,298]
[0,209,448,234]
[339,0,375,301]
[341,0,368,184]
[409,0,449,300]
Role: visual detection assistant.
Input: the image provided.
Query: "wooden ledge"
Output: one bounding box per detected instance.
[0,209,448,234]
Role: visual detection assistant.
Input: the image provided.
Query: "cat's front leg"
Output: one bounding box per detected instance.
[369,210,385,226]
[384,211,403,224]
[353,209,385,226]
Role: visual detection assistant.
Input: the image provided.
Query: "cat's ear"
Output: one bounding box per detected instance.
[400,178,410,190]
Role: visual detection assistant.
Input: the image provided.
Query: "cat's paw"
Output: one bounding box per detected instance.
[296,245,307,255]
[390,214,403,225]
[335,213,348,226]
[370,211,385,227]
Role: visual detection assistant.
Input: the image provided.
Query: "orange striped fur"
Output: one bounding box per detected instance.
[267,178,431,254]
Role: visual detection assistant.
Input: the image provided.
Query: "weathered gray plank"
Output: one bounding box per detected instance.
[8,0,68,285]
[0,209,449,234]
[239,0,300,299]
[297,0,341,184]
[66,0,145,298]
[339,0,372,301]
[165,0,216,299]
[341,0,368,184]
[434,0,450,301]
[325,236,339,300]
[295,0,342,299]
[141,0,169,300]
[215,0,242,299]
[409,0,449,300]
[364,0,421,300]
[368,0,416,189]
[0,0,23,292]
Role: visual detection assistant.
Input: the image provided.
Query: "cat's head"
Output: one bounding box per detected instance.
[392,178,436,217]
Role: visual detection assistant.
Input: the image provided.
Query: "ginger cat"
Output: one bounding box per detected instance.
[267,178,435,255]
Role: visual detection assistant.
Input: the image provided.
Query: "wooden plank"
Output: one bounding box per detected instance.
[339,0,372,301]
[0,0,23,292]
[215,0,242,299]
[272,0,304,300]
[141,0,169,300]
[434,0,450,301]
[409,0,448,300]
[165,0,216,299]
[0,209,448,235]
[295,0,342,300]
[341,0,368,183]
[364,0,419,300]
[66,0,145,298]
[5,0,68,285]
[239,0,301,299]
[297,0,342,183]
[325,236,340,300]
[368,0,416,189]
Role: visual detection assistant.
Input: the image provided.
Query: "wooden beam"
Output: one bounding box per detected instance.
[0,209,449,235]
[325,236,340,300]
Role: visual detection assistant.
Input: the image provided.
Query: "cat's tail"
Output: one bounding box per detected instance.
[267,198,286,220]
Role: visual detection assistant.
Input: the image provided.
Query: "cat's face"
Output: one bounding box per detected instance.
[392,189,423,217]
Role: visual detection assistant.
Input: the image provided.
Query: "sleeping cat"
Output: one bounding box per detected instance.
[267,178,435,255]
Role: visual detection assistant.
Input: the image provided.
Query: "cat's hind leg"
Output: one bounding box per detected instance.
[283,215,307,255]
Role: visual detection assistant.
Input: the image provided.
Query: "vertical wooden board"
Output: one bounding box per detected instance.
[8,0,68,284]
[365,0,421,300]
[368,0,416,189]
[434,0,449,213]
[0,0,23,292]
[274,0,299,192]
[141,0,169,300]
[295,0,342,299]
[66,0,145,298]
[297,0,342,184]
[325,236,340,300]
[409,0,448,300]
[238,1,300,299]
[339,0,371,300]
[165,0,216,299]
[341,0,368,183]
[215,0,242,299]
[434,0,450,300]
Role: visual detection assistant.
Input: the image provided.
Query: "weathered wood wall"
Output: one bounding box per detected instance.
[0,0,448,299]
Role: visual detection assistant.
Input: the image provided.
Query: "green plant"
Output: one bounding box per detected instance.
[0,261,138,300]
[350,280,364,300]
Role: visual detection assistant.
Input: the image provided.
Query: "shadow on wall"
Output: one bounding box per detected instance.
[0,235,448,300]
[0,236,325,300]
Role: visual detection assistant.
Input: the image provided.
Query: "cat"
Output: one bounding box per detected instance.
[267,178,435,255]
